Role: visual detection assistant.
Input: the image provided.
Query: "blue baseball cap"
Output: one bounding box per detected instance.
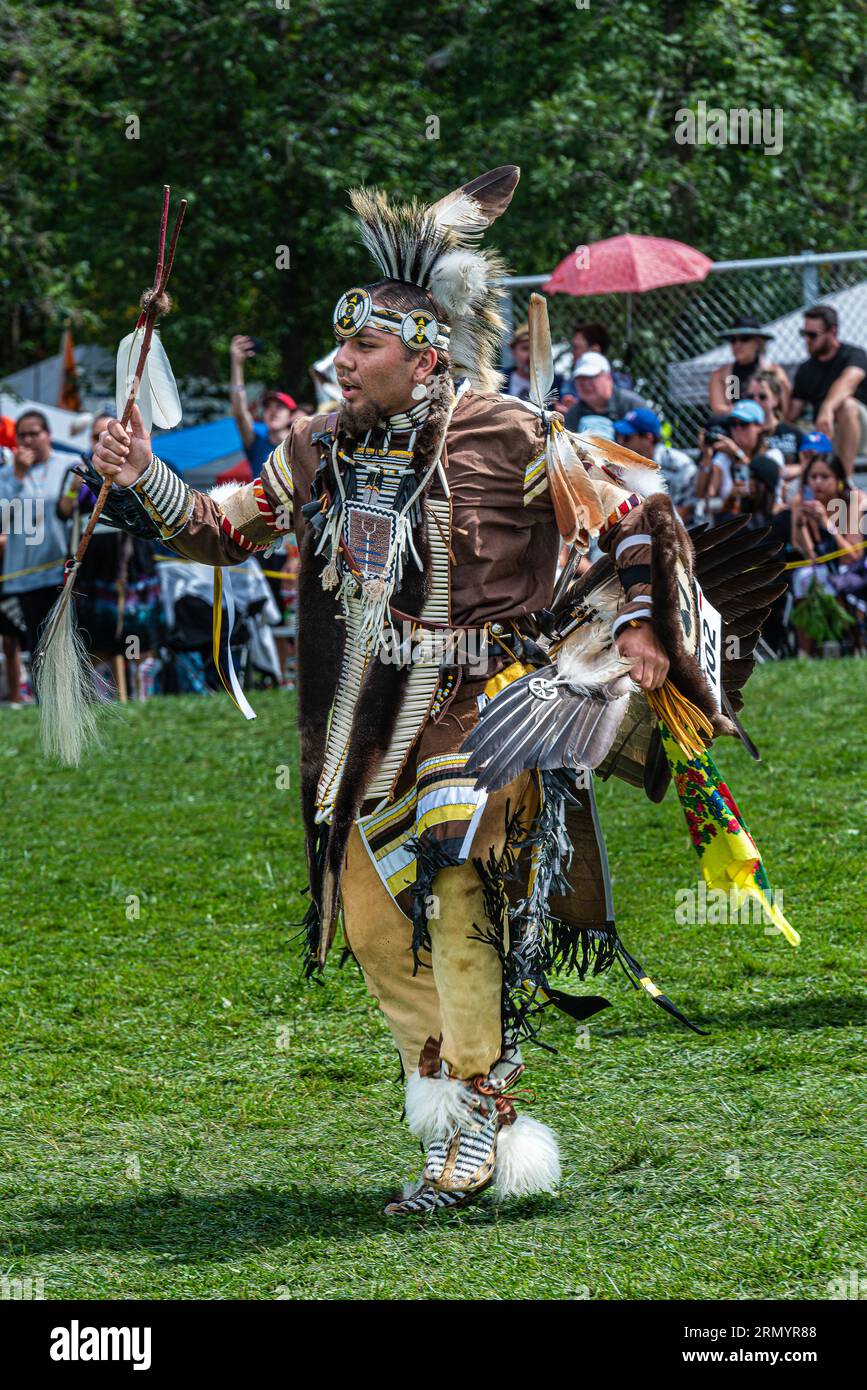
[613,407,662,441]
[726,400,765,425]
[799,430,833,455]
[577,414,616,441]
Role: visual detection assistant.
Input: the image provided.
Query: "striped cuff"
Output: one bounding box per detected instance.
[614,532,652,560]
[260,439,294,527]
[132,455,194,539]
[612,602,654,638]
[219,513,268,554]
[252,476,290,532]
[598,493,642,539]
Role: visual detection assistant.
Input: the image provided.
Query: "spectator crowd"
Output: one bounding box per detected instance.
[0,340,308,707]
[507,301,867,657]
[2,301,866,707]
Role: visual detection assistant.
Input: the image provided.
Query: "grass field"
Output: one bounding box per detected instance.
[0,659,865,1301]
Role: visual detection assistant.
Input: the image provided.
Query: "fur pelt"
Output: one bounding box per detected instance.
[296,522,346,913]
[405,1074,562,1198]
[208,481,244,507]
[641,493,735,738]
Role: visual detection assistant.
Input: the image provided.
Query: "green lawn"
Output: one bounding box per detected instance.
[0,660,865,1300]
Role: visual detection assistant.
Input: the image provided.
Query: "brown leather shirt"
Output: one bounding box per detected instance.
[158,388,561,629]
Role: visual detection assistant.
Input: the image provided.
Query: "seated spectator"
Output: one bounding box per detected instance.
[708,316,790,415]
[770,453,856,567]
[726,451,780,529]
[778,429,833,505]
[797,453,867,560]
[563,353,648,432]
[504,322,532,400]
[747,370,800,465]
[786,304,867,478]
[566,318,634,395]
[693,401,769,521]
[769,453,866,654]
[229,334,297,479]
[573,320,610,361]
[798,429,834,470]
[612,406,697,516]
[694,415,731,511]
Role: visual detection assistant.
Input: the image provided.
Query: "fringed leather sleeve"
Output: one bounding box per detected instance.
[139,438,294,566]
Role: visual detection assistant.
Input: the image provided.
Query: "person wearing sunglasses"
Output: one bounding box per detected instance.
[708,315,791,416]
[787,304,867,478]
[746,370,799,461]
[746,368,803,504]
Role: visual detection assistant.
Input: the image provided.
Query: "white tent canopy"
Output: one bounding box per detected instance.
[1,343,115,414]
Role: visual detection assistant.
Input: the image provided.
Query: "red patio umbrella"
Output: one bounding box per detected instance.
[543,233,713,297]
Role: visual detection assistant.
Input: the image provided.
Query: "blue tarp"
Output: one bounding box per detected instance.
[152,416,245,476]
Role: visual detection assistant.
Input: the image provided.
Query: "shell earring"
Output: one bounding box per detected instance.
[411,381,429,400]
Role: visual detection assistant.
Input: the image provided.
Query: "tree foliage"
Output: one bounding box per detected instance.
[2,0,866,392]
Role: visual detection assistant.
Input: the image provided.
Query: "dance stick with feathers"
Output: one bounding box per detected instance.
[34,186,187,766]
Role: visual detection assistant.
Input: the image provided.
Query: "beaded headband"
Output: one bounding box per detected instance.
[333,287,450,353]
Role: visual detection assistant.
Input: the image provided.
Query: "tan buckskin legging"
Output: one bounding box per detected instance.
[340,772,536,1079]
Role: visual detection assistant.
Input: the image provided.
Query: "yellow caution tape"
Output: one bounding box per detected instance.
[0,557,66,583]
[784,537,867,569]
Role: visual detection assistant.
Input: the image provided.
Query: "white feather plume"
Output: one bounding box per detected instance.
[428,248,489,317]
[429,190,489,240]
[601,461,669,499]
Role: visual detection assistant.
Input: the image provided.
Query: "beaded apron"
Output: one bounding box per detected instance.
[315,441,451,823]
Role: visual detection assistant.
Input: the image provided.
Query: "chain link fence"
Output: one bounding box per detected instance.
[499,251,867,450]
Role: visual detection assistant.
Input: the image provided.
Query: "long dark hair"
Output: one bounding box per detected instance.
[802,452,849,503]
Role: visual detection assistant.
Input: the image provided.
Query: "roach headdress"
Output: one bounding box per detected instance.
[334,165,520,393]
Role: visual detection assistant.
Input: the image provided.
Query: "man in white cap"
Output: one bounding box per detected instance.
[563,351,648,432]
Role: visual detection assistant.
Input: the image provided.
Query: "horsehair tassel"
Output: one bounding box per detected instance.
[34,186,188,768]
[647,680,715,760]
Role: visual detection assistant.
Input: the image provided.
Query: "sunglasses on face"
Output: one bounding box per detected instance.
[801,329,822,340]
[730,335,758,344]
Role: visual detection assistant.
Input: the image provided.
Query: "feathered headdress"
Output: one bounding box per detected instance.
[347,165,520,393]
